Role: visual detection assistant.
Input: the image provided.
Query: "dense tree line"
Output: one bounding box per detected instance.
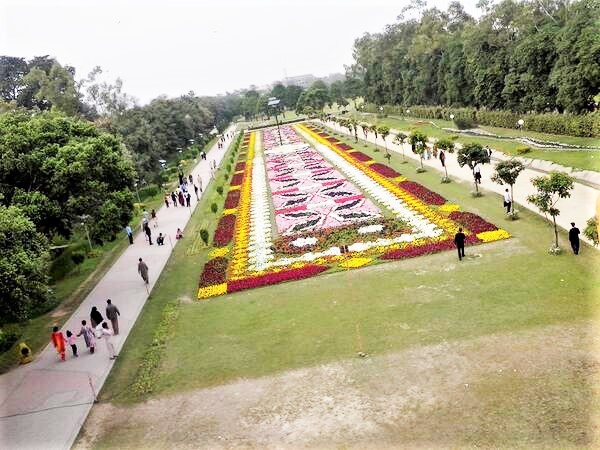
[350,0,599,114]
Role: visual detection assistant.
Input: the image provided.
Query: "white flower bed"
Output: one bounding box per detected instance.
[357,224,384,234]
[290,237,318,247]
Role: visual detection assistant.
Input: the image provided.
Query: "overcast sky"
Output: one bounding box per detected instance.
[1,0,479,103]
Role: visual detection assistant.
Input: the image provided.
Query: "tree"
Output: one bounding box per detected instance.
[0,111,136,242]
[377,125,391,159]
[491,159,525,217]
[584,217,598,246]
[409,130,428,171]
[435,138,456,179]
[394,132,409,163]
[284,85,304,110]
[0,56,28,102]
[360,123,370,141]
[456,142,490,194]
[527,172,574,250]
[349,118,359,142]
[0,205,52,324]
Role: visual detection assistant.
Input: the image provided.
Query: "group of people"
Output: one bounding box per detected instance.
[51,299,121,361]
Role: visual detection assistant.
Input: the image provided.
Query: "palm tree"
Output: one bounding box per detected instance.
[378,125,391,160]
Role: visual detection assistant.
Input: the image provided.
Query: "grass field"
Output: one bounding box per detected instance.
[342,112,600,173]
[78,122,600,448]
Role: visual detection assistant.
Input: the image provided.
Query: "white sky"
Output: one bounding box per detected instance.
[1,0,479,103]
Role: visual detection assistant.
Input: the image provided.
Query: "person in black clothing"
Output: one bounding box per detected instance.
[171,191,177,207]
[185,192,191,207]
[569,222,580,255]
[90,306,104,329]
[454,228,466,261]
[144,223,153,245]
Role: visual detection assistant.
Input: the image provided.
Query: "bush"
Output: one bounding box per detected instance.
[216,186,224,195]
[516,146,531,154]
[454,117,475,129]
[0,328,20,353]
[70,251,85,267]
[584,217,598,246]
[211,203,218,213]
[200,229,209,245]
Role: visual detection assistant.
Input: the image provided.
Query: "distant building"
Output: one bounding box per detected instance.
[282,74,317,89]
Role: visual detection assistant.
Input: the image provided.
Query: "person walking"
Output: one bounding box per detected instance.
[164,195,170,208]
[138,257,149,284]
[50,326,66,361]
[144,223,153,245]
[90,306,104,329]
[171,191,178,207]
[186,192,191,207]
[569,222,580,255]
[503,188,512,213]
[178,190,185,207]
[193,183,199,200]
[439,150,445,167]
[188,174,193,184]
[454,228,466,261]
[197,175,203,193]
[100,322,118,360]
[77,320,95,354]
[125,224,134,245]
[105,299,121,335]
[66,330,78,357]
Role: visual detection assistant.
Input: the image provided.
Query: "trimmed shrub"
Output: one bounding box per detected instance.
[211,203,218,213]
[516,146,531,154]
[454,117,475,129]
[200,229,209,245]
[216,186,224,195]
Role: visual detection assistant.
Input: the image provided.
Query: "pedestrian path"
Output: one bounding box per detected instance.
[0,126,237,450]
[324,120,599,247]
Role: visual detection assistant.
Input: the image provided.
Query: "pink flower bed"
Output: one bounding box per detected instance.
[449,211,497,233]
[350,151,372,162]
[230,173,244,186]
[336,143,354,151]
[381,235,480,260]
[398,181,446,205]
[224,190,240,209]
[227,265,329,293]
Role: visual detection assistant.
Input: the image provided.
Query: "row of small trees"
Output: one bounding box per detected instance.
[323,116,592,252]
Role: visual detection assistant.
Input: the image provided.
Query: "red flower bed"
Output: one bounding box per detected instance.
[381,235,480,260]
[318,132,329,137]
[350,151,371,162]
[326,137,339,143]
[227,265,328,293]
[213,214,236,246]
[398,181,446,205]
[336,143,353,151]
[224,190,240,209]
[230,173,244,186]
[199,257,229,287]
[235,162,246,171]
[449,211,497,233]
[370,163,401,178]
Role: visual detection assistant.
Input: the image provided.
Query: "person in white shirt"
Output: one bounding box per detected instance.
[473,163,482,184]
[503,188,512,213]
[101,322,118,360]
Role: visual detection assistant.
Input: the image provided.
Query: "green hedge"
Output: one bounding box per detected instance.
[368,104,600,138]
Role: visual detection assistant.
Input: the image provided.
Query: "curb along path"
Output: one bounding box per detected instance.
[323,120,599,247]
[0,126,237,450]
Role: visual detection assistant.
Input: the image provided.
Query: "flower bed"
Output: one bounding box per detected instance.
[198,125,510,300]
[449,211,497,233]
[398,181,446,205]
[213,214,236,246]
[370,163,402,178]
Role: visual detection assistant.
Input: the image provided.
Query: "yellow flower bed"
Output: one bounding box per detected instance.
[476,229,511,243]
[439,204,460,213]
[223,208,237,215]
[209,247,230,258]
[228,185,241,191]
[198,283,227,299]
[339,257,373,269]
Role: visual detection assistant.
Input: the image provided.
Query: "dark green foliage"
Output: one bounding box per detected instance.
[0,205,52,324]
[453,117,475,130]
[70,251,85,267]
[584,217,598,246]
[138,184,159,201]
[211,203,218,213]
[200,229,209,245]
[216,186,223,196]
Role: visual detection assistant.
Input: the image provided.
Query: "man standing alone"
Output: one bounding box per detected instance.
[569,222,580,255]
[105,299,121,335]
[454,228,466,261]
[503,188,512,213]
[138,257,149,284]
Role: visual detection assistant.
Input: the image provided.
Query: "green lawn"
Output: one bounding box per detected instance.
[346,113,600,172]
[99,122,600,405]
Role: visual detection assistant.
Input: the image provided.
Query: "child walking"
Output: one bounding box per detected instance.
[66,330,78,357]
[50,326,66,361]
[101,322,118,360]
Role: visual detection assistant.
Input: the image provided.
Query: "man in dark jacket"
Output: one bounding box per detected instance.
[105,299,121,335]
[454,228,466,261]
[569,222,580,255]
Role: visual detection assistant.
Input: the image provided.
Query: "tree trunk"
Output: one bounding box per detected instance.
[420,156,424,169]
[553,215,559,248]
[510,184,514,211]
[444,165,448,179]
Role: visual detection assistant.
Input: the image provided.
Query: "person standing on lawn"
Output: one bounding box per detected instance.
[125,224,133,244]
[50,326,66,361]
[503,188,512,213]
[105,299,121,335]
[454,228,466,261]
[569,222,580,255]
[138,257,149,284]
[77,320,95,354]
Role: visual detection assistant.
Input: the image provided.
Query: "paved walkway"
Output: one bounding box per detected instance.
[0,126,237,450]
[324,120,599,247]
